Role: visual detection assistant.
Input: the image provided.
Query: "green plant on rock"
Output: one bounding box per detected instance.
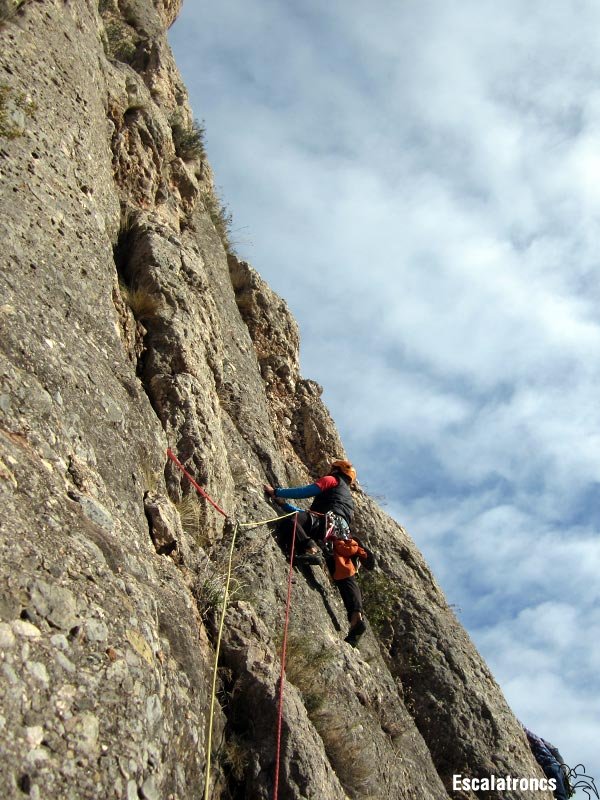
[280,632,335,715]
[103,19,138,62]
[358,569,401,641]
[171,115,206,162]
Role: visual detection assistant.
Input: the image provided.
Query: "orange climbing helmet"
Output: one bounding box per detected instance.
[330,459,357,484]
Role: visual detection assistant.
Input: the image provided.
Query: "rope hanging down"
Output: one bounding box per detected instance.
[165,450,315,797]
[166,448,230,798]
[167,448,325,530]
[203,520,240,800]
[167,448,229,518]
[273,512,298,800]
[238,510,298,530]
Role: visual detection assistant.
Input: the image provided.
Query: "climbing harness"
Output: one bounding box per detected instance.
[324,511,350,541]
[273,512,298,800]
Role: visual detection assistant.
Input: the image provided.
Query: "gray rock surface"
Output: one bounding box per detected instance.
[0,1,552,798]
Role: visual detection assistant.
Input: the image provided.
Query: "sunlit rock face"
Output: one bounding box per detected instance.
[0,1,550,798]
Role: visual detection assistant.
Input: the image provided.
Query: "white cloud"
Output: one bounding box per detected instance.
[473,599,600,775]
[170,0,600,782]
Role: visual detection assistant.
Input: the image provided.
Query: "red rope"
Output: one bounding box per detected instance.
[273,512,297,800]
[166,448,229,518]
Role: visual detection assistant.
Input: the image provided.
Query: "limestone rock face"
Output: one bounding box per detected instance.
[0,1,551,799]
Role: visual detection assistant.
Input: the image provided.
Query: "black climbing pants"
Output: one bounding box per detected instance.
[335,575,363,620]
[278,511,323,554]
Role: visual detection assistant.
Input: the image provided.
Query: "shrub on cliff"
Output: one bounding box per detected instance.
[282,632,335,714]
[359,569,400,643]
[102,18,139,63]
[171,115,207,162]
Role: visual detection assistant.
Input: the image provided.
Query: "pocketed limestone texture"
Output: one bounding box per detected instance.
[0,1,551,798]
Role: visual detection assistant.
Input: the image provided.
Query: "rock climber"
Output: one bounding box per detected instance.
[323,527,374,646]
[263,459,356,557]
[264,460,375,646]
[523,726,573,800]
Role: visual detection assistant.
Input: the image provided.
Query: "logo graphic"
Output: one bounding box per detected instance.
[564,763,599,799]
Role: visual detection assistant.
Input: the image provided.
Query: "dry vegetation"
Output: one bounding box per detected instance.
[192,557,246,621]
[172,493,208,547]
[120,282,164,321]
[202,190,235,255]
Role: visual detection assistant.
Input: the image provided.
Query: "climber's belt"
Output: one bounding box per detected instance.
[325,512,351,540]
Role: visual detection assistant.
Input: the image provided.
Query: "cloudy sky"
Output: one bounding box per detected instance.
[169,0,600,786]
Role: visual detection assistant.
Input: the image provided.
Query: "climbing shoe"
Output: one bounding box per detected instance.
[345,619,366,647]
[295,551,324,565]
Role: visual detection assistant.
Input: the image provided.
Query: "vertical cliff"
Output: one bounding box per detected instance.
[1,2,552,798]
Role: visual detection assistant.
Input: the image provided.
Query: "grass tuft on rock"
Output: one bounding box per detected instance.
[281,632,335,714]
[358,569,400,642]
[194,572,246,620]
[171,116,206,162]
[173,494,207,546]
[203,189,235,255]
[120,282,164,321]
[193,559,246,621]
[222,734,249,782]
[102,18,138,62]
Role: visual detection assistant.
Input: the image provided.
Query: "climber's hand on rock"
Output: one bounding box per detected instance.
[264,483,275,498]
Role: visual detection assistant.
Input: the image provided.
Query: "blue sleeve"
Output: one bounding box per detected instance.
[275,483,321,499]
[280,501,301,512]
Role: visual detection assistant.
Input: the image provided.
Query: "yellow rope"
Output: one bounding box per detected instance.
[203,506,315,793]
[238,509,298,529]
[203,521,239,800]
